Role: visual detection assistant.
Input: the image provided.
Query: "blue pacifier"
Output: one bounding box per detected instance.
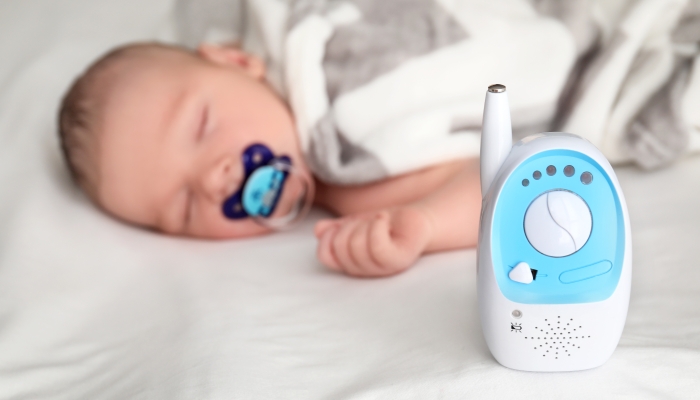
[222,144,313,229]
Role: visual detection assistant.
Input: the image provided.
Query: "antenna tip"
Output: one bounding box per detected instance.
[488,84,506,93]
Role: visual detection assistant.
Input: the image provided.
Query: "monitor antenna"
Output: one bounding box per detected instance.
[480,84,513,196]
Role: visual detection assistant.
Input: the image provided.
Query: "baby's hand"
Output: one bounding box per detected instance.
[314,207,432,277]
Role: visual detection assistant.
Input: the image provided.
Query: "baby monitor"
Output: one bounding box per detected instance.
[477,84,632,371]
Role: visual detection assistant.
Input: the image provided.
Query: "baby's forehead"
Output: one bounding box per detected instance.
[98,52,198,123]
[107,47,194,86]
[80,50,183,125]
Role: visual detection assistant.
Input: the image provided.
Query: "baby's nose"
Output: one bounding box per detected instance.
[201,156,240,203]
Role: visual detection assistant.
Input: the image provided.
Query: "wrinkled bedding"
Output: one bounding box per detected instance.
[1,1,699,399]
[175,0,700,185]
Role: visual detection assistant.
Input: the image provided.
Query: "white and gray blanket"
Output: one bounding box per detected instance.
[174,0,700,184]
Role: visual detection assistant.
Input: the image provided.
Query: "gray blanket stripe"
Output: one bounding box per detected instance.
[625,57,692,169]
[174,0,700,177]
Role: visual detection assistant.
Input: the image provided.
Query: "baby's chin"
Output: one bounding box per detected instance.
[182,219,274,240]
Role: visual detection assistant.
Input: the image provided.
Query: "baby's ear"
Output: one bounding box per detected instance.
[197,43,266,80]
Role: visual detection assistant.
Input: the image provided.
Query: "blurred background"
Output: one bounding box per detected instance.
[1,1,699,399]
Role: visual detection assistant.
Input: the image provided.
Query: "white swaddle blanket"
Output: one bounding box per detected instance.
[175,0,700,184]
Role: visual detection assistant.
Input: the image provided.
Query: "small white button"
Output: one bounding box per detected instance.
[509,262,533,284]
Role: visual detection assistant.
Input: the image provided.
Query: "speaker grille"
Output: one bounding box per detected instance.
[520,315,591,360]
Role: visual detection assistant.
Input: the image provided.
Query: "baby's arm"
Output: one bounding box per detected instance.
[314,158,481,277]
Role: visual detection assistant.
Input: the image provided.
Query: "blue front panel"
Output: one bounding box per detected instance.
[492,150,625,304]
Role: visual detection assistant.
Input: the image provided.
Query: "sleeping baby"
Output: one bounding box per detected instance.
[58,41,483,277]
[59,0,695,277]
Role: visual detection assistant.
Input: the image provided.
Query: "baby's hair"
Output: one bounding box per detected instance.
[57,42,190,200]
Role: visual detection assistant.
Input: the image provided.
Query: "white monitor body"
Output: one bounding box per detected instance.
[477,85,632,372]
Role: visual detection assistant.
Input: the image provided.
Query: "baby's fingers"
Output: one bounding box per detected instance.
[344,221,384,277]
[367,212,408,273]
[331,218,363,274]
[315,218,340,238]
[317,226,340,270]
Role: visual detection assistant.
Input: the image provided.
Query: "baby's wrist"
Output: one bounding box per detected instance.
[395,205,434,254]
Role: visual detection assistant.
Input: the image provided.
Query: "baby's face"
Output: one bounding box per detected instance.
[96,46,311,238]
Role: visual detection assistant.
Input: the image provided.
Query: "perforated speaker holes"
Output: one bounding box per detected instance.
[523,316,591,360]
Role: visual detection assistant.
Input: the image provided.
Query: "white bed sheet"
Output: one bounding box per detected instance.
[1,1,699,399]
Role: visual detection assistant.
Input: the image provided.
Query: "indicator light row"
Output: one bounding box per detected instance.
[522,165,593,187]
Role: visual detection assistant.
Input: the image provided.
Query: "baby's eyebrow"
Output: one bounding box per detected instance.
[161,89,191,140]
[195,104,209,141]
[154,90,194,234]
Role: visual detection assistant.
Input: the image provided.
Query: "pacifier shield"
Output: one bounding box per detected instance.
[221,143,313,230]
[241,165,287,217]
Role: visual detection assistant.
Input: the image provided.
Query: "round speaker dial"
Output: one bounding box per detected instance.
[524,190,592,257]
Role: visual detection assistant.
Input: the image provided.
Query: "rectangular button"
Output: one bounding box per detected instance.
[559,260,612,284]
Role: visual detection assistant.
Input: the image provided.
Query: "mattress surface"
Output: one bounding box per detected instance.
[0,1,699,398]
